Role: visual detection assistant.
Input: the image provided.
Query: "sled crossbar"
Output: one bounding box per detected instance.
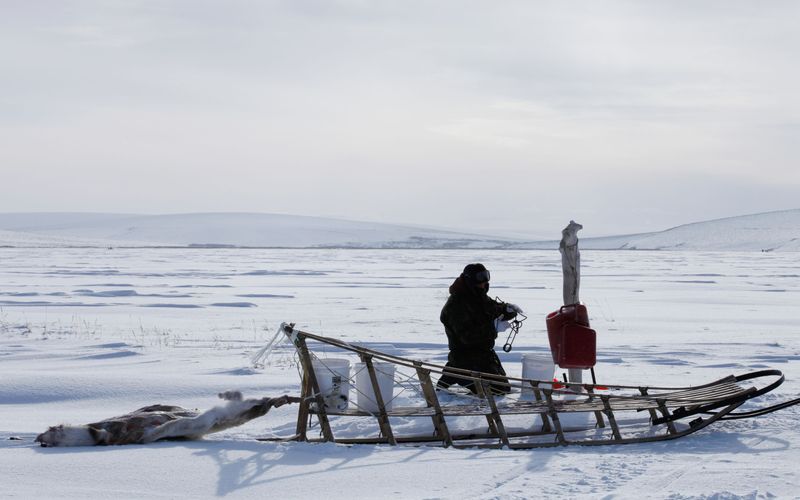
[271,323,786,449]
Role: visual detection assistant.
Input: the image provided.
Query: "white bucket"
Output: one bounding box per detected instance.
[520,353,555,399]
[354,362,396,413]
[311,358,351,411]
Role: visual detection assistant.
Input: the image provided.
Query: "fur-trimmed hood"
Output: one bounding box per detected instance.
[448,276,488,297]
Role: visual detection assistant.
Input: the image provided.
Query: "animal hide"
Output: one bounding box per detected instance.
[35,392,299,447]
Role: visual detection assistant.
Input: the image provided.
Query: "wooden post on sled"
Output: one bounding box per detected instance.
[560,220,584,385]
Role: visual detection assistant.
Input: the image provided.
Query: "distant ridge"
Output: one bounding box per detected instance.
[511,209,800,252]
[0,212,523,249]
[589,209,800,252]
[0,209,797,251]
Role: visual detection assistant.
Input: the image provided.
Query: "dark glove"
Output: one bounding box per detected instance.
[500,303,522,321]
[501,309,517,321]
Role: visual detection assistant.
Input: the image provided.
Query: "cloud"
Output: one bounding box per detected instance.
[1,1,798,236]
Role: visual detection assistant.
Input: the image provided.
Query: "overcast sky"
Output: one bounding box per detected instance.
[1,1,798,238]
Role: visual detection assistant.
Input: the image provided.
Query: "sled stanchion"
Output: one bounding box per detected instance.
[472,374,500,439]
[657,399,678,435]
[476,380,510,448]
[639,387,659,423]
[283,324,311,441]
[414,363,453,447]
[587,386,606,429]
[294,333,334,442]
[600,395,621,440]
[361,354,396,445]
[295,370,311,441]
[531,381,553,432]
[544,389,567,445]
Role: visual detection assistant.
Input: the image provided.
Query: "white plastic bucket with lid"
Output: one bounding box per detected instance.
[311,358,351,411]
[354,362,396,413]
[520,352,555,399]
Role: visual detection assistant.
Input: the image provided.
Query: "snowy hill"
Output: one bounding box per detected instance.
[587,209,800,252]
[0,210,797,250]
[510,209,800,252]
[0,212,521,249]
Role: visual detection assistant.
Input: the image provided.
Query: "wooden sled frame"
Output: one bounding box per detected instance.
[266,323,785,449]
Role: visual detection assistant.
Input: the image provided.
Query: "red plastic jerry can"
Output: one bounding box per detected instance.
[545,303,596,369]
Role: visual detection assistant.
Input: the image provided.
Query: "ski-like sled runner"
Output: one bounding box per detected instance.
[260,322,792,450]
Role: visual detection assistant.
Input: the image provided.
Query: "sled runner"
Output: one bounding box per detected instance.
[263,323,791,450]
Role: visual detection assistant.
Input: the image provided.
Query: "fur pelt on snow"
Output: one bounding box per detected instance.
[35,392,299,447]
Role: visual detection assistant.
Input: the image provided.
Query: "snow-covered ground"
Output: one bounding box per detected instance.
[1,247,798,499]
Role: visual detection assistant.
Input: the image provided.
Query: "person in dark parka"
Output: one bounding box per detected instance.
[437,263,522,395]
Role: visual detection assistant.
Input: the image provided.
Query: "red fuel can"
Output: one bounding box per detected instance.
[545,304,596,369]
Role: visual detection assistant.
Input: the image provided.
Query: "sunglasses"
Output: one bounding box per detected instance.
[469,270,490,283]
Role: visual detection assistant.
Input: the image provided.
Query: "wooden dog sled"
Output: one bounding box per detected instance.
[259,323,791,450]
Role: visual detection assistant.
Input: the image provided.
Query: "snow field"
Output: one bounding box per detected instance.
[0,248,798,499]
